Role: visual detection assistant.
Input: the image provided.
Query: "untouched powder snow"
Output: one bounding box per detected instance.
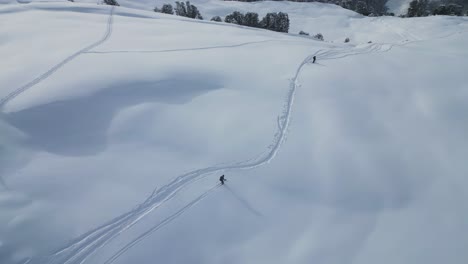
[1,1,468,264]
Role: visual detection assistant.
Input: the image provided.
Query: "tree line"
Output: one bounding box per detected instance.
[153,2,290,32]
[213,11,290,33]
[154,1,203,19]
[405,0,468,16]
[222,0,468,16]
[225,0,391,16]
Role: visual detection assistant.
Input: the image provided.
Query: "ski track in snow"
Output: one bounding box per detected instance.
[86,33,468,263]
[25,40,398,264]
[16,13,468,264]
[84,39,312,54]
[103,184,221,264]
[0,6,115,110]
[24,27,305,264]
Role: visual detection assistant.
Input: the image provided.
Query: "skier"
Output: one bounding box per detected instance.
[219,175,226,185]
[313,56,316,63]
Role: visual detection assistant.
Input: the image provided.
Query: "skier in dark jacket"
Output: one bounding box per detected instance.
[313,56,316,63]
[219,175,226,185]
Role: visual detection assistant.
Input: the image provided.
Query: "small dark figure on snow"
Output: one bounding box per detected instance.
[219,175,226,185]
[313,56,316,63]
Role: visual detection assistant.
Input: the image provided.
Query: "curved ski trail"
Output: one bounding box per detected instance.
[25,31,448,264]
[0,6,115,109]
[25,33,310,264]
[90,41,417,263]
[84,39,311,54]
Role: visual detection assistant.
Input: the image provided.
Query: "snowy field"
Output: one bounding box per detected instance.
[1,1,468,264]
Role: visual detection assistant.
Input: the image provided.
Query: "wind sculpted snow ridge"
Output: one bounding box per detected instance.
[0,6,115,110]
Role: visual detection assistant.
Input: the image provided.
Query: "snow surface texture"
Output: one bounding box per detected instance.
[1,1,468,264]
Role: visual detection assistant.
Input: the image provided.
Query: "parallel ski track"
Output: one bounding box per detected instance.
[103,184,221,264]
[27,42,394,264]
[24,31,309,264]
[95,41,430,264]
[23,24,468,264]
[0,6,115,109]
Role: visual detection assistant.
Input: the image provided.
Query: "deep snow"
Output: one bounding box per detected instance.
[1,1,468,264]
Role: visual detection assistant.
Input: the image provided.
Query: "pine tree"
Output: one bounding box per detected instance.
[185,1,203,19]
[186,1,194,18]
[276,12,289,33]
[260,13,278,31]
[407,0,419,16]
[174,1,187,17]
[211,16,222,22]
[314,33,324,41]
[418,0,429,16]
[371,0,389,15]
[407,0,429,17]
[225,11,245,25]
[447,3,463,15]
[356,1,370,15]
[341,0,358,11]
[161,4,174,14]
[244,12,260,27]
[103,0,119,6]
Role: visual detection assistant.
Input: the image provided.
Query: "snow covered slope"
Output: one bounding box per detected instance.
[0,0,420,19]
[1,1,468,264]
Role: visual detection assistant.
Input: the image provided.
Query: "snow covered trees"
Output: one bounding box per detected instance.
[154,2,203,19]
[244,12,260,27]
[185,1,203,19]
[356,1,371,15]
[407,0,429,16]
[259,12,289,33]
[275,12,290,33]
[223,11,289,32]
[155,4,174,14]
[154,4,298,29]
[370,0,390,15]
[225,11,245,24]
[211,16,222,22]
[103,0,119,6]
[432,3,463,15]
[406,0,466,17]
[227,0,390,16]
[259,13,276,31]
[343,0,390,16]
[341,0,389,16]
[175,1,203,19]
[224,11,260,27]
[313,33,324,41]
[174,1,187,16]
[161,4,174,14]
